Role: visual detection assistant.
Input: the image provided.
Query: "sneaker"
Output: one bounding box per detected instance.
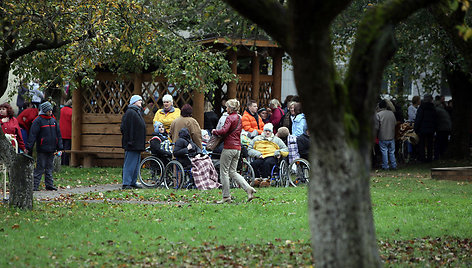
[45,186,57,191]
[246,187,257,202]
[122,185,133,190]
[130,184,143,189]
[216,196,232,204]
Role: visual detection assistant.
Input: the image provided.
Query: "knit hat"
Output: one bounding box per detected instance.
[162,94,173,103]
[277,127,289,138]
[263,123,273,132]
[153,121,163,133]
[130,95,143,105]
[40,102,53,113]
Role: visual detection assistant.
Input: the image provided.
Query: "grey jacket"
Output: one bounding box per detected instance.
[375,109,396,141]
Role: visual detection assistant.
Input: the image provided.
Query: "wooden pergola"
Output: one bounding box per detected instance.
[70,38,284,167]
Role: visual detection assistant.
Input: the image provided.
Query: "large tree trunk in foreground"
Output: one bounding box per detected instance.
[8,154,34,210]
[446,69,472,159]
[0,135,34,210]
[223,0,438,266]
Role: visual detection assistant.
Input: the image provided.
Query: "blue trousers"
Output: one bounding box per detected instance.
[379,140,397,170]
[122,151,141,186]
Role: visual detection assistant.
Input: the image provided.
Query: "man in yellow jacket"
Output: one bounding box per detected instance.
[248,123,288,179]
[153,94,180,133]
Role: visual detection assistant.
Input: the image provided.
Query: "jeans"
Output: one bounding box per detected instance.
[33,152,55,189]
[122,151,141,186]
[379,139,397,170]
[220,149,250,198]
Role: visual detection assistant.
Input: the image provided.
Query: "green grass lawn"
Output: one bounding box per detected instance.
[1,163,472,266]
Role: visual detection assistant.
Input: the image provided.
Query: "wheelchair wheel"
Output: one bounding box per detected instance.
[270,161,286,187]
[138,156,165,188]
[240,158,255,186]
[279,158,289,187]
[287,158,310,187]
[164,160,186,189]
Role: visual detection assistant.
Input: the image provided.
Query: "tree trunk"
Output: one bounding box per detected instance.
[0,135,35,210]
[0,61,11,99]
[446,69,472,159]
[308,135,380,267]
[8,154,34,210]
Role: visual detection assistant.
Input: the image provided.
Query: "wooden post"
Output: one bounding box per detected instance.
[193,91,205,128]
[228,50,237,99]
[272,48,283,101]
[134,74,142,95]
[70,82,83,167]
[251,52,260,102]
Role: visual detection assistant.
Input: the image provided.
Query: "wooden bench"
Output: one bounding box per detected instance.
[431,167,472,181]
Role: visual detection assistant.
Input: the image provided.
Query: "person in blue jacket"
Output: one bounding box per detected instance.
[291,102,307,137]
[26,101,63,191]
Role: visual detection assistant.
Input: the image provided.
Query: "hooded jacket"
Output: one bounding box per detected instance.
[414,102,437,135]
[173,128,202,168]
[153,107,181,133]
[27,114,63,153]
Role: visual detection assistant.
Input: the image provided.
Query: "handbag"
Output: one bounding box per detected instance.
[206,135,223,151]
[207,117,241,151]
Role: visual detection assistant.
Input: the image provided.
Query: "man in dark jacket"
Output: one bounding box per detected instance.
[26,101,63,191]
[414,94,437,162]
[121,95,146,189]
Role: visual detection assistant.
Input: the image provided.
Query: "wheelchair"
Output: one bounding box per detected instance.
[267,157,289,187]
[138,147,166,188]
[164,158,196,190]
[210,145,255,188]
[287,158,310,187]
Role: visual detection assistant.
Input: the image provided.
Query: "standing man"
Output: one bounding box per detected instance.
[59,99,73,165]
[26,101,63,191]
[415,94,437,162]
[121,95,146,190]
[408,96,421,122]
[242,99,265,138]
[375,100,397,170]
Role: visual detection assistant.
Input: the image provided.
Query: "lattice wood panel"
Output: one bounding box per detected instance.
[82,79,133,114]
[258,80,273,108]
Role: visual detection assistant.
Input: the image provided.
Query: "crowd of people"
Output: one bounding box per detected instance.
[374,94,454,170]
[2,82,72,191]
[121,93,310,203]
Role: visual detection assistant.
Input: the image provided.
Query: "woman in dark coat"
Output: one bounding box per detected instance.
[212,99,257,203]
[121,95,146,189]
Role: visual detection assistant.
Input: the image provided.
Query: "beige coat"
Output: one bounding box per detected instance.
[169,116,203,149]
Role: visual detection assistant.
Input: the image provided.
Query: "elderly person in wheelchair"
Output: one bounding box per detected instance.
[248,123,288,185]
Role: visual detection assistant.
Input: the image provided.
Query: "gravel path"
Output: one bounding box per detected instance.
[33,184,122,199]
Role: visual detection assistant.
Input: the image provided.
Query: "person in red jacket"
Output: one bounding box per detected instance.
[0,102,25,152]
[59,99,72,165]
[17,102,38,143]
[242,99,265,138]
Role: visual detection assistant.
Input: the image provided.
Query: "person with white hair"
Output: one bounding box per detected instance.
[153,94,181,133]
[121,95,146,190]
[248,123,288,182]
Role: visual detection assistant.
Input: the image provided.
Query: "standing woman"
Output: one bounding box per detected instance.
[212,99,256,203]
[121,95,146,190]
[292,102,307,137]
[153,94,181,134]
[268,99,284,133]
[0,102,25,152]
